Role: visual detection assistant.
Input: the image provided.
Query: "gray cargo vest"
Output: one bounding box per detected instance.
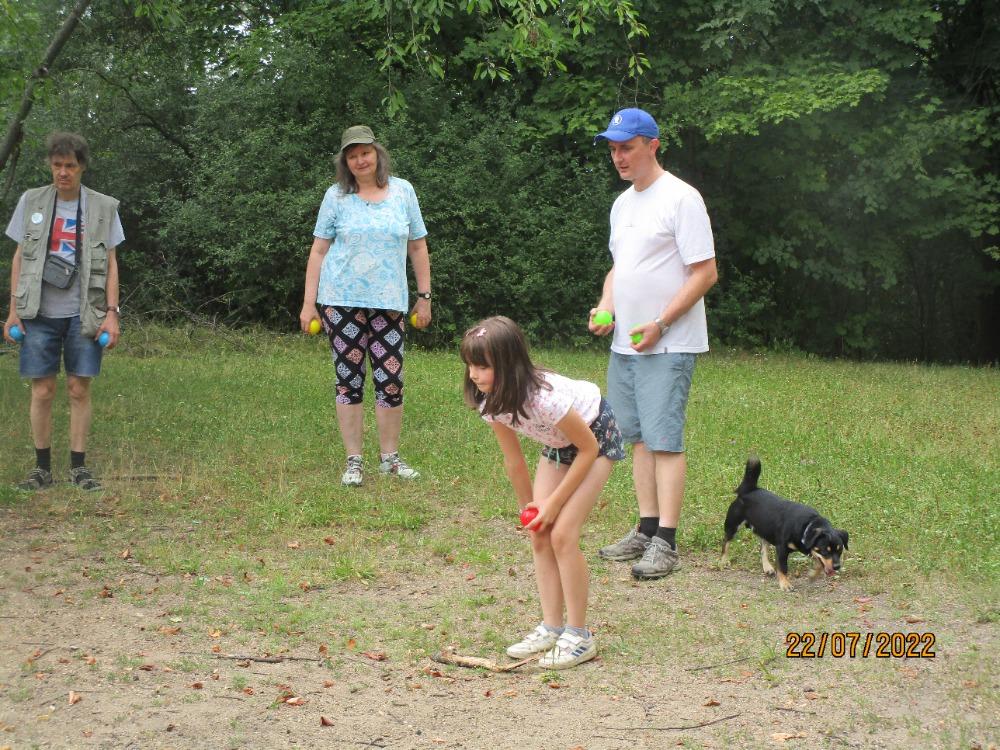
[13,184,120,337]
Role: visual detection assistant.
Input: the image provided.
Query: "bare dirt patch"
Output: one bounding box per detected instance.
[1,506,996,750]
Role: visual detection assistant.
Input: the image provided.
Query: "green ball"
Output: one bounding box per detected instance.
[631,332,643,344]
[593,310,613,326]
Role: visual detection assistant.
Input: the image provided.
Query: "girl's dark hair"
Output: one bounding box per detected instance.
[46,131,89,166]
[336,141,391,194]
[460,316,548,426]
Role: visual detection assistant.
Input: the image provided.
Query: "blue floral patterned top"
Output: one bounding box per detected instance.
[313,176,428,312]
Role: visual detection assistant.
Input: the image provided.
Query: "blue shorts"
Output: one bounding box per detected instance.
[542,398,626,466]
[18,316,103,379]
[607,351,695,452]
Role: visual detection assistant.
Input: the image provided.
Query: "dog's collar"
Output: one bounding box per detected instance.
[801,520,817,549]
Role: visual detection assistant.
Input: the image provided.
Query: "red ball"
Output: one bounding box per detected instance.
[519,507,538,527]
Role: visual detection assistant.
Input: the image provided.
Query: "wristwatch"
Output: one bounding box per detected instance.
[415,291,432,300]
[654,317,669,334]
[104,305,121,314]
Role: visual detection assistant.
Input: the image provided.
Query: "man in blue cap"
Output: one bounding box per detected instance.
[588,107,718,579]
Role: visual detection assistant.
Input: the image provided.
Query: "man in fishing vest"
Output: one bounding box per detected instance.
[4,132,124,491]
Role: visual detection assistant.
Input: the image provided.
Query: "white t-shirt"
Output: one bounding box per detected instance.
[609,171,715,354]
[480,371,601,448]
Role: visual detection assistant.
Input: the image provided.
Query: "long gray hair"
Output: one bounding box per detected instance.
[336,141,392,194]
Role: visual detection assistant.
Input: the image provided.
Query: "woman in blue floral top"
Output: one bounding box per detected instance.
[300,125,432,487]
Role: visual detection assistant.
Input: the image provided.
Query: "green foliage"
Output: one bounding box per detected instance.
[0,0,997,362]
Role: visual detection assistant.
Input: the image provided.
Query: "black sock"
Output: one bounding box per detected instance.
[36,447,52,473]
[638,517,658,538]
[71,451,86,469]
[655,527,677,549]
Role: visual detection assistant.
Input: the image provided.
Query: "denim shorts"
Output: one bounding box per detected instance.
[607,351,695,452]
[542,398,626,466]
[18,315,103,378]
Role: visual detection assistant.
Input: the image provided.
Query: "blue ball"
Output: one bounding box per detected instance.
[98,331,110,347]
[10,324,24,342]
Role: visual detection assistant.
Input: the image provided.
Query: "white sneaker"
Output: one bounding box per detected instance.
[341,455,363,486]
[378,452,420,479]
[537,631,597,670]
[506,625,560,659]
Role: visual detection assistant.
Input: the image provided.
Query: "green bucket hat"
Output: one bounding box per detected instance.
[340,125,376,153]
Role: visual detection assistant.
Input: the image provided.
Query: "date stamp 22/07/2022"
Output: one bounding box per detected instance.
[786,631,936,659]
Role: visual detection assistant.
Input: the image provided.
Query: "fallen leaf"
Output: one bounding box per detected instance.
[483,689,493,697]
[502,689,518,697]
[421,623,436,630]
[138,664,156,671]
[547,682,561,689]
[210,671,220,681]
[346,638,357,650]
[323,537,335,545]
[99,586,113,598]
[322,680,334,688]
[84,656,96,666]
[190,682,203,689]
[159,626,181,636]
[121,548,131,560]
[362,651,387,661]
[211,645,221,653]
[287,541,301,549]
[771,732,806,742]
[209,629,222,638]
[962,680,979,689]
[432,739,446,745]
[853,596,873,604]
[318,644,328,655]
[904,615,925,624]
[243,687,254,695]
[704,698,721,707]
[68,691,82,705]
[284,696,306,706]
[804,691,821,700]
[320,716,334,727]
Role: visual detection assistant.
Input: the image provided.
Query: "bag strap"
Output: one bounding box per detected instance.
[44,190,82,269]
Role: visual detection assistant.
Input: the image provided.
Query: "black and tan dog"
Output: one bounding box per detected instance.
[720,457,848,591]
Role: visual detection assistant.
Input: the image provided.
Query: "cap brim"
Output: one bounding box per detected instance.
[593,129,639,144]
[340,138,375,152]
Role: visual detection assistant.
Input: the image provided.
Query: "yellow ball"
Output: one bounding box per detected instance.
[309,319,321,335]
[409,313,426,329]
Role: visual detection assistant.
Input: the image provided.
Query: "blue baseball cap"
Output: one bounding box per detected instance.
[593,108,659,144]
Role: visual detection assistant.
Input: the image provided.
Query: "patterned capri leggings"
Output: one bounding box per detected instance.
[320,306,406,408]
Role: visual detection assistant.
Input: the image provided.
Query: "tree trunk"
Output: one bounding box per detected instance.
[0,0,94,176]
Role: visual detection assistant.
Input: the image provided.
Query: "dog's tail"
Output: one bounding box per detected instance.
[737,456,762,496]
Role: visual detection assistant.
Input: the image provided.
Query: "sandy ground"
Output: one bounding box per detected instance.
[1,507,997,750]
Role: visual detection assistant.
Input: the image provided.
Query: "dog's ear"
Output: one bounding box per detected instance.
[803,524,823,550]
[837,529,849,550]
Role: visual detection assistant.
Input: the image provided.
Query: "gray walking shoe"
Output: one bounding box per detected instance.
[631,536,681,579]
[69,466,102,491]
[598,527,651,561]
[16,467,54,491]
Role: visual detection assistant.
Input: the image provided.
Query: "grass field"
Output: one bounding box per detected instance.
[0,324,997,749]
[3,324,996,581]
